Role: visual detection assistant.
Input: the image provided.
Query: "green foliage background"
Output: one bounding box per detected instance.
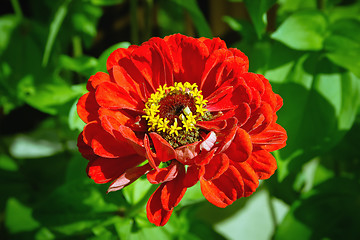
[1,0,360,239]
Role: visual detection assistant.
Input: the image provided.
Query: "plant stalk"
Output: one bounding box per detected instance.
[11,0,23,19]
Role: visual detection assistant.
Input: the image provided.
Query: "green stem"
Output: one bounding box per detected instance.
[130,0,139,45]
[125,184,158,218]
[72,35,83,57]
[144,0,153,41]
[10,0,23,19]
[266,185,278,232]
[316,0,325,10]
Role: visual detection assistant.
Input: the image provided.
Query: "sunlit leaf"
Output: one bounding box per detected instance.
[271,10,327,50]
[122,177,153,206]
[42,0,72,66]
[0,154,18,171]
[243,0,277,38]
[0,15,20,56]
[60,55,98,77]
[24,78,83,115]
[324,19,360,77]
[5,197,40,233]
[89,0,124,6]
[265,43,360,183]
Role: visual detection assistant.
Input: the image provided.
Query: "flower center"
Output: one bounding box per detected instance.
[143,82,211,148]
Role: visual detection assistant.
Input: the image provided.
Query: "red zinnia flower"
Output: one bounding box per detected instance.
[77,34,287,226]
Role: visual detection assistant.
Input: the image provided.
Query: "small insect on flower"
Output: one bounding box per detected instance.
[77,34,287,226]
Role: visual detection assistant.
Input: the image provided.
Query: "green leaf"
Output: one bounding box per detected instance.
[0,18,48,113]
[0,15,20,56]
[89,0,125,6]
[243,0,277,38]
[5,197,40,234]
[157,0,186,36]
[59,55,98,77]
[265,44,360,183]
[170,0,212,37]
[24,78,82,115]
[324,19,360,77]
[271,10,327,50]
[68,98,86,131]
[0,154,18,171]
[277,0,316,13]
[274,178,360,240]
[9,134,63,159]
[35,227,55,240]
[122,177,153,206]
[223,16,257,42]
[179,182,204,206]
[327,1,360,23]
[33,179,120,235]
[96,42,131,72]
[69,2,102,42]
[42,0,72,66]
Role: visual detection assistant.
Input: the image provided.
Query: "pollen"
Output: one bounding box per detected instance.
[142,82,210,147]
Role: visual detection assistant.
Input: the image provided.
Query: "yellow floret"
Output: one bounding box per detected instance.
[169,118,182,136]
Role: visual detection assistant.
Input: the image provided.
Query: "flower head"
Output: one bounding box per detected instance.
[77,34,287,226]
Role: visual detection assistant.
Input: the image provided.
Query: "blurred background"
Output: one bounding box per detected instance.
[1,0,360,239]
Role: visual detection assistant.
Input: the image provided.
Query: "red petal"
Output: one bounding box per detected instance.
[149,132,176,162]
[224,128,253,162]
[165,34,209,87]
[83,122,135,158]
[99,108,147,132]
[183,165,201,188]
[86,72,111,91]
[109,65,145,103]
[197,119,227,131]
[206,86,234,111]
[203,153,230,181]
[200,167,240,208]
[100,115,145,156]
[106,46,137,71]
[246,149,277,180]
[200,49,233,95]
[146,185,173,226]
[77,92,99,124]
[147,161,179,184]
[175,141,200,165]
[275,94,283,111]
[231,160,259,197]
[95,82,142,110]
[258,74,279,110]
[107,163,152,193]
[77,132,96,160]
[132,38,174,90]
[242,103,273,135]
[251,123,287,151]
[199,131,217,151]
[161,166,187,211]
[242,73,265,96]
[194,148,216,166]
[199,37,227,52]
[144,134,160,170]
[87,154,145,184]
[228,48,249,73]
[234,103,251,127]
[222,56,249,79]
